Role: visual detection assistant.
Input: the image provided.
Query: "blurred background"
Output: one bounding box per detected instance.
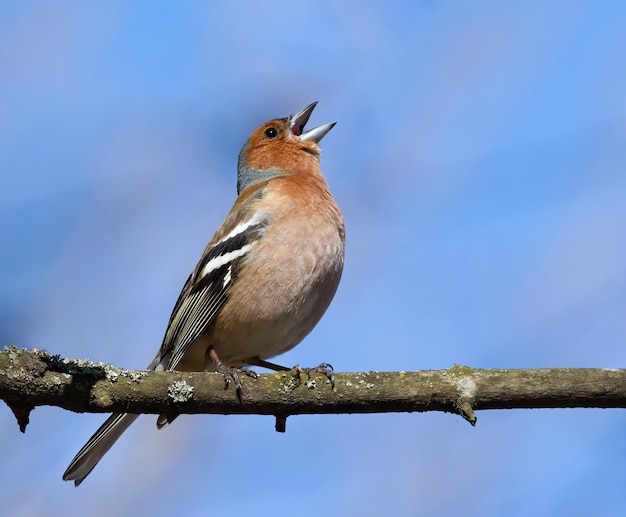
[2,1,626,516]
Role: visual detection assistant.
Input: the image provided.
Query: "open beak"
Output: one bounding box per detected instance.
[289,102,336,143]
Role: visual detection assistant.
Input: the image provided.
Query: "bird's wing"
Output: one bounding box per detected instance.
[158,209,270,371]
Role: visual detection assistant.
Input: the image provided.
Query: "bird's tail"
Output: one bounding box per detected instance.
[63,412,139,486]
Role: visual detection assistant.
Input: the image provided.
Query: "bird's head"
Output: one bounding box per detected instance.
[237,102,335,194]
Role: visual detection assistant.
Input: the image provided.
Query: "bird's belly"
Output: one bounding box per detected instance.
[205,233,343,367]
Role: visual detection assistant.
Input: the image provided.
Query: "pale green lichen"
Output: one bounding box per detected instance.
[447,364,476,377]
[279,372,301,393]
[456,377,477,398]
[168,380,194,403]
[129,371,147,382]
[5,344,20,361]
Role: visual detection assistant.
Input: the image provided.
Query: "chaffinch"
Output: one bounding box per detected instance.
[63,102,345,486]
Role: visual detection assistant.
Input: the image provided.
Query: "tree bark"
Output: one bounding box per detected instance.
[2,346,626,433]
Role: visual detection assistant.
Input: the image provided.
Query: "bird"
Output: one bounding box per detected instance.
[63,102,345,486]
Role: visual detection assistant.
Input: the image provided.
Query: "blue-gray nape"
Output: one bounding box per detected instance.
[237,146,285,194]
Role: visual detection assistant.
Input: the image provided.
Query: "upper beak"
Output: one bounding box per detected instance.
[289,102,336,143]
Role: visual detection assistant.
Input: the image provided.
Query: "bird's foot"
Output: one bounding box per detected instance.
[296,362,335,389]
[209,346,257,402]
[249,358,335,390]
[214,362,258,402]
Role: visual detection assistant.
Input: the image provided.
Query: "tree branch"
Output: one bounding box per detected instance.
[2,346,626,433]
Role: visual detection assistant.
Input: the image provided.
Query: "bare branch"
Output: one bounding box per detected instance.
[2,347,626,433]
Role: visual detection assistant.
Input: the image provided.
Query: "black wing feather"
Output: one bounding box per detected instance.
[157,217,268,371]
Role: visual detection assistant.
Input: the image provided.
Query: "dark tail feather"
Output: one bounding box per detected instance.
[63,413,139,486]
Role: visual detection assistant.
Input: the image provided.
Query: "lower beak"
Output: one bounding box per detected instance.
[290,102,336,144]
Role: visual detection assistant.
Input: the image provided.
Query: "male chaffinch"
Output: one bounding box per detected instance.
[63,102,345,486]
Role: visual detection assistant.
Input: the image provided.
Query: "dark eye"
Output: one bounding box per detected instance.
[264,127,278,138]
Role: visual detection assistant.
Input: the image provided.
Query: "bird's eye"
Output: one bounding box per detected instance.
[264,127,278,138]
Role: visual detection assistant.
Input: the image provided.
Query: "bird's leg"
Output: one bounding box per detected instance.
[247,358,289,371]
[208,347,257,403]
[248,357,335,389]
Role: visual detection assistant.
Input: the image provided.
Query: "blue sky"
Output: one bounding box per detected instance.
[2,2,626,516]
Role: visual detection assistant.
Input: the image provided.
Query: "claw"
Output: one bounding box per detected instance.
[214,362,258,402]
[298,362,335,389]
[247,357,335,390]
[209,346,258,402]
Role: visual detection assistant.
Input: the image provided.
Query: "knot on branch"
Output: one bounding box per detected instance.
[453,376,477,425]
